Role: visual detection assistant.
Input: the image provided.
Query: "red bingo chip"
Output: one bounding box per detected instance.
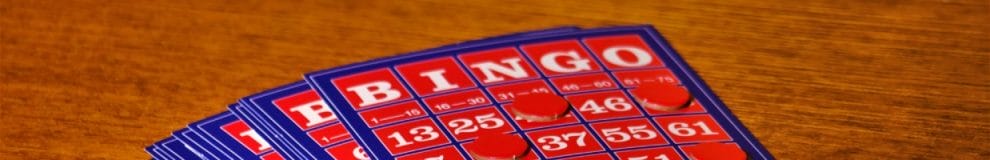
[511,93,571,122]
[632,82,691,111]
[467,133,530,160]
[686,143,748,160]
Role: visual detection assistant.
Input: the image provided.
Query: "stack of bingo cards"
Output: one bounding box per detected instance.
[147,25,774,160]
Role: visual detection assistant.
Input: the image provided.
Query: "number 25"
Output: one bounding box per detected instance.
[447,113,505,135]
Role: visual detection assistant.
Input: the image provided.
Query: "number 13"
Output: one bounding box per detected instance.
[386,126,440,147]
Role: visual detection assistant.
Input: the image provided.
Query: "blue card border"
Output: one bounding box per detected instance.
[172,128,223,159]
[156,136,201,160]
[146,145,166,160]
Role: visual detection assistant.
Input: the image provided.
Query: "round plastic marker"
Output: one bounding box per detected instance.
[632,83,692,111]
[512,93,571,122]
[688,143,748,160]
[468,133,530,160]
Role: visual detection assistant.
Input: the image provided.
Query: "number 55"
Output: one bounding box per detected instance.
[601,125,657,143]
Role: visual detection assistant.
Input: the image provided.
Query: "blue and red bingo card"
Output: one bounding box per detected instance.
[143,27,583,159]
[298,25,774,159]
[233,27,586,160]
[188,109,290,160]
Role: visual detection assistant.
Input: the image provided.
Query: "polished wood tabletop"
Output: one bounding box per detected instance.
[2,0,988,159]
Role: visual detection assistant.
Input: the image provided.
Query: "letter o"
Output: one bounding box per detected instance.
[603,46,653,67]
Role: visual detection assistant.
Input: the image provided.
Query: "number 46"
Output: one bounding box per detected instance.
[579,97,633,114]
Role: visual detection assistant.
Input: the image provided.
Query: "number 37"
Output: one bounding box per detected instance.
[536,132,588,151]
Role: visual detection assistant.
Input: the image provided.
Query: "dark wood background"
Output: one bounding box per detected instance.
[2,0,987,159]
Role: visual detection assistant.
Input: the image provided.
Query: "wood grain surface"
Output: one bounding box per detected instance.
[2,0,988,159]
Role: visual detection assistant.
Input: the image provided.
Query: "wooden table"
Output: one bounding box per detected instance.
[2,0,987,159]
